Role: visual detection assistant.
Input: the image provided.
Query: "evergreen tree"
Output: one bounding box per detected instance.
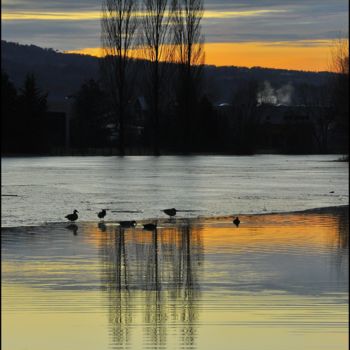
[71,79,109,149]
[18,73,48,153]
[1,71,18,153]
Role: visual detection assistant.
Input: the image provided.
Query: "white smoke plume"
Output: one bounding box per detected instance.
[276,83,294,105]
[257,81,294,106]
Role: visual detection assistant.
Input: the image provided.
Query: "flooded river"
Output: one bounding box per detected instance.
[1,155,348,227]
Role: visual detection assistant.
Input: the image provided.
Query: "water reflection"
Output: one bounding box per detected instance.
[65,223,78,235]
[100,227,131,348]
[337,211,349,250]
[99,221,203,349]
[331,212,349,281]
[98,222,107,232]
[1,207,348,350]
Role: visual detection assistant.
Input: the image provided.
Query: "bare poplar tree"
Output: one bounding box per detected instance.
[141,0,172,155]
[171,0,204,153]
[329,37,349,154]
[101,0,138,155]
[330,37,349,75]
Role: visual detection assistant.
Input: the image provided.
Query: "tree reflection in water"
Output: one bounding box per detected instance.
[332,210,349,281]
[100,227,132,348]
[99,220,203,349]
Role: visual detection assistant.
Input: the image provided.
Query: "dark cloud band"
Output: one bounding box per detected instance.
[1,0,348,51]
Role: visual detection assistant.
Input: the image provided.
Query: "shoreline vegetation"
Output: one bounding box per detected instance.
[2,150,349,157]
[2,204,348,230]
[2,39,349,157]
[336,154,349,161]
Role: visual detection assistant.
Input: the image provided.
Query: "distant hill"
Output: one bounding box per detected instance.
[1,40,335,104]
[1,41,100,101]
[203,65,334,103]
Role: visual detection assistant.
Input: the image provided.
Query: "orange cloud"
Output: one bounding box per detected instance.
[204,41,333,71]
[2,9,286,21]
[66,40,334,72]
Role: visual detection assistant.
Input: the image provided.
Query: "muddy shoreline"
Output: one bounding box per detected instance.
[2,204,348,231]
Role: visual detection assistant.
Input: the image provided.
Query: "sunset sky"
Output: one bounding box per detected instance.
[2,0,349,71]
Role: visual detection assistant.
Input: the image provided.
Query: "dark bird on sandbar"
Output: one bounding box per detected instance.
[233,217,240,227]
[65,210,79,222]
[143,223,157,231]
[97,209,107,220]
[119,220,137,228]
[162,208,177,217]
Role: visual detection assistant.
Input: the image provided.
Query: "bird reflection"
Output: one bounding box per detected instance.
[143,222,157,231]
[99,220,203,349]
[65,223,78,235]
[98,222,107,232]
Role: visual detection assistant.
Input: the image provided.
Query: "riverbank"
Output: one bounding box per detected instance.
[2,150,349,157]
[3,205,348,231]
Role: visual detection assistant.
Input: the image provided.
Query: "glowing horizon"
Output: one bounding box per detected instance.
[2,9,288,21]
[65,40,336,72]
[2,1,348,72]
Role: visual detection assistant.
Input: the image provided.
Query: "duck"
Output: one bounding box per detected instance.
[233,217,240,227]
[119,220,137,228]
[65,210,79,222]
[97,209,107,220]
[143,223,157,231]
[162,208,177,217]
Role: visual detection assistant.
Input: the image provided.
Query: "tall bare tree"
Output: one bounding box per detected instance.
[141,0,172,155]
[330,37,349,75]
[329,37,349,154]
[101,0,138,155]
[171,0,204,153]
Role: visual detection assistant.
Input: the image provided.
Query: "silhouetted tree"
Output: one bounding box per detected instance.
[71,79,110,149]
[141,0,173,155]
[193,95,218,152]
[297,83,333,153]
[18,73,48,154]
[101,0,138,155]
[1,71,18,153]
[330,37,349,154]
[231,80,259,154]
[171,0,204,153]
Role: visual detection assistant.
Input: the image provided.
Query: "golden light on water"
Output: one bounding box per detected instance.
[2,209,348,350]
[200,213,341,251]
[81,211,342,250]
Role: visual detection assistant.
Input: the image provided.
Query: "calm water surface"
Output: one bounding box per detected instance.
[1,155,348,227]
[2,208,348,350]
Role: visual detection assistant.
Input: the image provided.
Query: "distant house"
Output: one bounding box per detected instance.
[126,96,149,141]
[134,96,148,125]
[215,102,231,114]
[98,96,149,148]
